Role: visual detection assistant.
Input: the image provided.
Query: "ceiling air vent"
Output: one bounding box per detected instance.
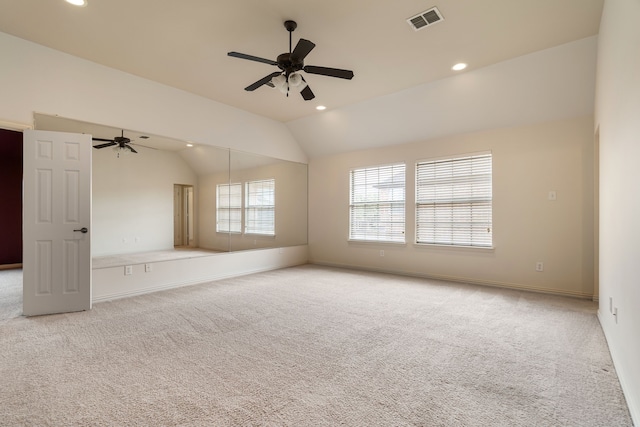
[407,7,444,31]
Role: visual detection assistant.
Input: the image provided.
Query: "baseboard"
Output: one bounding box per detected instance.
[310,260,594,299]
[0,263,22,270]
[597,311,639,426]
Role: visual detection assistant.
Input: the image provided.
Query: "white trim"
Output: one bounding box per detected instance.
[310,260,595,299]
[598,311,639,425]
[415,149,492,164]
[0,120,32,131]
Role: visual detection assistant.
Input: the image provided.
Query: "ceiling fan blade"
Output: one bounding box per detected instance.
[303,65,354,80]
[130,143,157,151]
[291,38,316,62]
[92,137,115,142]
[228,52,278,66]
[245,71,283,91]
[300,84,315,101]
[299,76,315,101]
[93,142,117,149]
[126,144,138,153]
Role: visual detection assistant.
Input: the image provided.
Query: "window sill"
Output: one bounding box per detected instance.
[348,239,407,247]
[413,243,495,252]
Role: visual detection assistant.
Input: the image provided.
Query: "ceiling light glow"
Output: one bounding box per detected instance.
[65,0,87,6]
[316,106,327,111]
[186,143,194,147]
[452,63,467,71]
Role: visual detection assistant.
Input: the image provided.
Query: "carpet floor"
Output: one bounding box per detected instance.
[0,265,632,426]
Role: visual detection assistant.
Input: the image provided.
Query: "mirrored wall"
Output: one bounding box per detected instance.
[34,114,308,259]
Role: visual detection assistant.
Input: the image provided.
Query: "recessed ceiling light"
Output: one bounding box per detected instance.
[316,105,327,111]
[186,143,194,147]
[452,63,467,71]
[65,0,87,6]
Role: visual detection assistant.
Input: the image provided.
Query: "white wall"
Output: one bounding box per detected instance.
[595,0,640,423]
[287,36,597,158]
[92,146,197,256]
[309,116,595,298]
[0,31,307,164]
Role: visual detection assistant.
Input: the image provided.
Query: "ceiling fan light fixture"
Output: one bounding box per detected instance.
[289,72,303,87]
[271,74,287,89]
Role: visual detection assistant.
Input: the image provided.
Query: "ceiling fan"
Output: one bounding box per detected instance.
[92,130,139,153]
[228,20,354,100]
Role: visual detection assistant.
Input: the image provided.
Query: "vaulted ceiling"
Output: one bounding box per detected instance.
[0,0,603,157]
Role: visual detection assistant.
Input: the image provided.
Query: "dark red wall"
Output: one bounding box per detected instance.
[0,129,23,265]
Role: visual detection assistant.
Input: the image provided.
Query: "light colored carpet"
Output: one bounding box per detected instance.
[0,268,22,323]
[0,265,632,426]
[92,248,221,269]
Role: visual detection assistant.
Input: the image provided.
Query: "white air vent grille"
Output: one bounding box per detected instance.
[407,7,444,31]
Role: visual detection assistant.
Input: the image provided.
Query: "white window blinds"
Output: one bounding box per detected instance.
[416,153,492,247]
[245,179,275,235]
[349,163,406,243]
[216,183,242,233]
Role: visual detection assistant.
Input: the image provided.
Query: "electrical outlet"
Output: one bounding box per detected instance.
[535,261,544,272]
[380,250,385,257]
[145,263,152,273]
[124,265,133,276]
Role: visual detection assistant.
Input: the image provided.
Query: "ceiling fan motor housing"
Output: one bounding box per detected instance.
[277,53,304,75]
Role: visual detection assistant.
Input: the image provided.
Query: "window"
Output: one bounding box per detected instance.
[245,179,275,235]
[216,183,242,233]
[416,153,492,247]
[349,163,406,243]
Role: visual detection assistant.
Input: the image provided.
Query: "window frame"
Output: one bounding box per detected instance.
[216,182,243,234]
[348,162,407,244]
[415,152,492,248]
[244,178,276,236]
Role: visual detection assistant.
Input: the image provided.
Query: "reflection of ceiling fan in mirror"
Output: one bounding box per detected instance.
[92,130,155,156]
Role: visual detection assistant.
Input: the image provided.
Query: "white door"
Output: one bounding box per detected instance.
[23,130,92,316]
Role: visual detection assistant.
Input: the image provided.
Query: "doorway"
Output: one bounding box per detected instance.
[0,125,25,319]
[174,184,195,247]
[0,128,23,268]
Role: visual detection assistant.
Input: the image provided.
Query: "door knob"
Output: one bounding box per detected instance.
[73,227,88,234]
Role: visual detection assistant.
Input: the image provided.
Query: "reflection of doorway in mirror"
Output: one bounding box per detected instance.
[174,184,194,247]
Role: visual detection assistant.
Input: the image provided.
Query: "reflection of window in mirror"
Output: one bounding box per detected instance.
[245,179,275,236]
[216,183,242,233]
